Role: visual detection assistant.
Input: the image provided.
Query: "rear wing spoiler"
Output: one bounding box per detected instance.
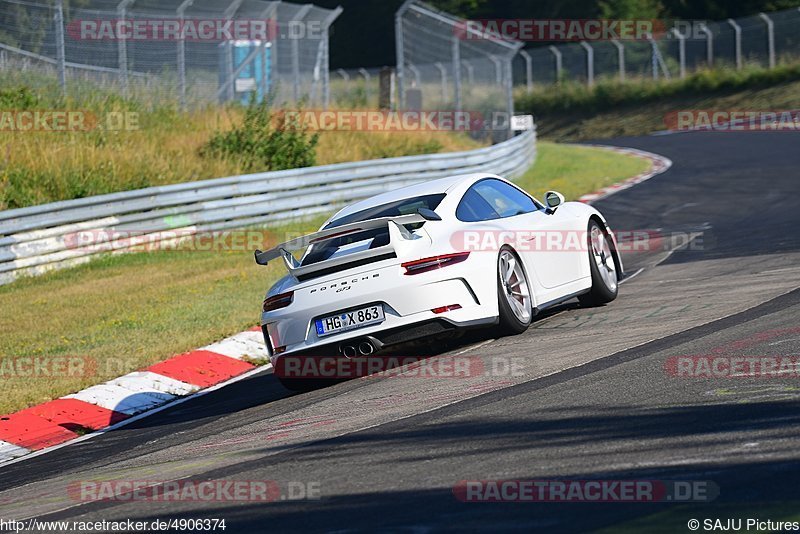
[254,208,441,273]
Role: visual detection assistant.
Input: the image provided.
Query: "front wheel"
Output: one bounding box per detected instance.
[578,220,619,307]
[497,247,533,335]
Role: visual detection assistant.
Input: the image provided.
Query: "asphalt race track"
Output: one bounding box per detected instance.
[1,131,799,532]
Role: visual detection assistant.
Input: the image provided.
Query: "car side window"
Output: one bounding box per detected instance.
[456,188,501,222]
[457,179,539,222]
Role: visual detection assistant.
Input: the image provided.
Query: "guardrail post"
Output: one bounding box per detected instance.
[54,0,67,98]
[548,46,562,83]
[727,19,742,70]
[579,41,594,86]
[519,49,533,93]
[759,13,775,68]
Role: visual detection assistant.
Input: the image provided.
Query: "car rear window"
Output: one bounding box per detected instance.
[301,194,446,266]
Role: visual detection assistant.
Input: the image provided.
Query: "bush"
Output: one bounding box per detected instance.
[0,86,38,109]
[201,100,320,172]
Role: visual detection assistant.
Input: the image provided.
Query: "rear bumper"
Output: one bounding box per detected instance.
[260,256,499,363]
[262,315,495,361]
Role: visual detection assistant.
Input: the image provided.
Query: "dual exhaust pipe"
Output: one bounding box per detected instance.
[340,338,378,358]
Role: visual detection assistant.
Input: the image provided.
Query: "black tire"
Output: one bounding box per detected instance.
[578,220,619,307]
[496,247,533,335]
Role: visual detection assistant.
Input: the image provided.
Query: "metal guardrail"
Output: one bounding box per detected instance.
[0,129,536,286]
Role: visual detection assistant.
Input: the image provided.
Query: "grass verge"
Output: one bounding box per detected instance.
[517,62,800,141]
[0,78,482,210]
[0,142,650,414]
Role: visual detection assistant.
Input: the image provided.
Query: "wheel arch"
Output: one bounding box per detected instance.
[497,243,541,310]
[588,214,623,280]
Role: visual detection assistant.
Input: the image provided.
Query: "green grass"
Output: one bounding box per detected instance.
[518,62,800,141]
[516,142,649,201]
[0,143,649,415]
[0,79,482,210]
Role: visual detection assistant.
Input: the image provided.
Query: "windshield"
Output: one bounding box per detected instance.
[302,194,446,266]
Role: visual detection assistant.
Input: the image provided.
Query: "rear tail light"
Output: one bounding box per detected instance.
[263,291,294,312]
[431,304,462,314]
[402,252,470,275]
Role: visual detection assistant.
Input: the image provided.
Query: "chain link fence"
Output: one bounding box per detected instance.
[395,0,522,141]
[513,7,800,88]
[0,0,341,108]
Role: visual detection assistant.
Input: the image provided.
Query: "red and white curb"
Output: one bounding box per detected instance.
[576,145,672,204]
[0,327,269,465]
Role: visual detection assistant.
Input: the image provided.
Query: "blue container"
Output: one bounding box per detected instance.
[219,40,271,104]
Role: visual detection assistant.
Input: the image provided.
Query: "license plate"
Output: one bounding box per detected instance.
[315,305,385,337]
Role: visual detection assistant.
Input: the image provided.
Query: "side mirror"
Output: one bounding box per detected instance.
[544,191,565,213]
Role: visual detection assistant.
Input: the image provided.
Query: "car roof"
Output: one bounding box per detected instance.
[328,173,494,223]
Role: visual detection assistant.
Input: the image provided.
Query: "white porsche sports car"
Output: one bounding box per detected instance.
[256,173,621,380]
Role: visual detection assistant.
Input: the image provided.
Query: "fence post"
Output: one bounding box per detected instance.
[54,0,66,98]
[648,37,670,80]
[548,46,562,83]
[461,60,474,84]
[670,28,686,78]
[290,4,313,103]
[699,23,713,67]
[727,19,742,70]
[488,55,502,85]
[519,49,533,93]
[579,41,594,86]
[176,0,193,110]
[610,39,625,81]
[503,57,514,140]
[358,68,371,106]
[395,1,414,110]
[434,62,447,105]
[758,13,775,68]
[116,0,135,97]
[321,7,342,110]
[451,34,462,111]
[408,64,421,87]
